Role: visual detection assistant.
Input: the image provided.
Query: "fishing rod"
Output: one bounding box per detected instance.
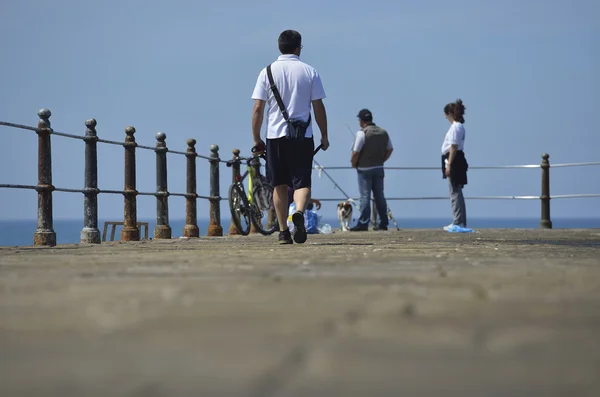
[313,157,353,200]
[312,123,356,200]
[344,123,357,138]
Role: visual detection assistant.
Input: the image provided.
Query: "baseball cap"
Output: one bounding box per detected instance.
[357,109,373,122]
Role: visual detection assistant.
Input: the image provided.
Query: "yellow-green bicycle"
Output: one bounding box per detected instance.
[226,148,277,235]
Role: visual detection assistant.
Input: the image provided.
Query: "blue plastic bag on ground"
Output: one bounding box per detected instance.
[446,225,474,233]
[287,203,320,234]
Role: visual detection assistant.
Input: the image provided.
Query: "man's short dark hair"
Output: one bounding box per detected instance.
[278,30,302,54]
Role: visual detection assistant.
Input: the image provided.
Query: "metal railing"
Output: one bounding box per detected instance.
[311,156,600,229]
[3,109,599,246]
[1,109,232,246]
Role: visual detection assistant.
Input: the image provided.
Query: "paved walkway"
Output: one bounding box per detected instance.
[1,229,600,396]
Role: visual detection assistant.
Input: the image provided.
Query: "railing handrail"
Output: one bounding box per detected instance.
[0,119,224,163]
[0,120,222,200]
[0,183,219,199]
[316,194,600,202]
[6,119,599,170]
[313,162,600,171]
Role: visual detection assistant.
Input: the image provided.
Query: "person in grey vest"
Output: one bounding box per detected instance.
[350,109,393,231]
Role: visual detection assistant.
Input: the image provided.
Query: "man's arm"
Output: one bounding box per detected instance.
[350,130,364,168]
[312,99,329,150]
[251,99,266,147]
[351,151,361,168]
[384,148,393,162]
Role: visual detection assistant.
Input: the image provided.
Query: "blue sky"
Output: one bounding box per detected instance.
[1,0,598,223]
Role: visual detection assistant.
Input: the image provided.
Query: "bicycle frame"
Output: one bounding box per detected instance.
[234,156,263,204]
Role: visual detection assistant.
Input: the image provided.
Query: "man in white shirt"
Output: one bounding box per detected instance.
[251,30,329,244]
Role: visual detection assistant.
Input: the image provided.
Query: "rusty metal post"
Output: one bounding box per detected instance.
[249,156,261,234]
[80,118,101,244]
[33,108,56,246]
[540,153,552,229]
[184,139,200,237]
[154,132,172,239]
[228,148,242,236]
[207,144,223,236]
[121,126,140,241]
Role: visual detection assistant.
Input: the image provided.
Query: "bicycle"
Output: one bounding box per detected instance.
[226,148,277,236]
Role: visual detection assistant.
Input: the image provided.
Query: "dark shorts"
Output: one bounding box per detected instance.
[266,137,314,190]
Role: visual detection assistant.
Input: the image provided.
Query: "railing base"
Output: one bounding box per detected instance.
[228,223,241,235]
[208,224,223,237]
[121,227,140,241]
[80,227,101,244]
[184,225,200,238]
[154,225,172,240]
[33,230,56,247]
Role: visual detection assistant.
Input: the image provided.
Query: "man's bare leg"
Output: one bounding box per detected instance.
[293,187,311,213]
[273,185,289,230]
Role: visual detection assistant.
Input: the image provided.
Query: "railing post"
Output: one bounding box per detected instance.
[80,118,100,244]
[249,156,261,234]
[540,153,552,229]
[184,139,200,238]
[33,108,56,246]
[121,126,140,241]
[154,132,172,239]
[208,144,223,236]
[228,148,242,236]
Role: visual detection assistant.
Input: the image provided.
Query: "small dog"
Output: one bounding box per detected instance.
[337,200,353,231]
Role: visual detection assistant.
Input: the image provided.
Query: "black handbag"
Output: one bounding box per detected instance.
[266,64,311,140]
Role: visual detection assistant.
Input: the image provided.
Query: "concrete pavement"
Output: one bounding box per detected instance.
[1,229,600,396]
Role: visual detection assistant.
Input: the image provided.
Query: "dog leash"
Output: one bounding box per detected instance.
[313,137,400,231]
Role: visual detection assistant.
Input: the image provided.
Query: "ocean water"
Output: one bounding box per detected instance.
[1,217,599,247]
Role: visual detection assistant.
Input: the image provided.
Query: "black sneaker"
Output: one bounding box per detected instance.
[278,229,293,244]
[350,224,369,232]
[292,211,307,244]
[374,224,388,231]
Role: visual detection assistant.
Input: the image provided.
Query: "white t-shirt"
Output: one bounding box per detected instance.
[352,129,394,171]
[251,54,326,139]
[441,121,466,155]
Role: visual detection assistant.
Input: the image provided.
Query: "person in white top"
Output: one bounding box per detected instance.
[440,99,468,230]
[251,30,329,244]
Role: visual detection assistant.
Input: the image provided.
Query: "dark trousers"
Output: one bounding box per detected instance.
[357,168,388,227]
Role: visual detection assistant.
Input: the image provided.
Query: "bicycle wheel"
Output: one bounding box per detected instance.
[228,183,251,235]
[250,182,278,235]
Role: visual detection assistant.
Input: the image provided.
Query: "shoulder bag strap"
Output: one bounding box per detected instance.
[266,64,290,121]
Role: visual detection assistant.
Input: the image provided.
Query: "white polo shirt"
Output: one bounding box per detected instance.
[441,121,466,155]
[251,54,326,139]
